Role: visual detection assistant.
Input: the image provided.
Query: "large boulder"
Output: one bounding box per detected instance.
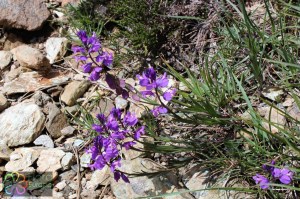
[0,101,45,147]
[0,0,51,31]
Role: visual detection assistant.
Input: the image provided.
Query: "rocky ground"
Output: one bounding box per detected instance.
[1,0,296,199]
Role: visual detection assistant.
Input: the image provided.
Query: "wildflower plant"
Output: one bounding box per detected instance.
[87,108,145,182]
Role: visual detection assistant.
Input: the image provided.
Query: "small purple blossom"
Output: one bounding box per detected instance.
[134,126,145,140]
[123,112,138,126]
[152,106,168,117]
[253,174,269,189]
[163,88,177,101]
[81,63,92,73]
[89,67,102,81]
[272,168,294,184]
[123,141,136,150]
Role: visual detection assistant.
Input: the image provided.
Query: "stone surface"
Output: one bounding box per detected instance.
[61,0,80,7]
[80,153,91,168]
[0,140,12,161]
[5,148,40,172]
[45,103,68,138]
[0,101,45,147]
[61,81,91,106]
[55,180,67,191]
[0,0,51,31]
[61,152,74,170]
[2,33,24,51]
[45,37,68,64]
[37,148,66,172]
[111,158,181,198]
[86,166,110,190]
[115,96,128,109]
[61,126,76,136]
[34,135,54,148]
[1,71,71,95]
[11,45,50,70]
[0,50,12,69]
[0,93,9,112]
[261,87,284,101]
[261,106,286,134]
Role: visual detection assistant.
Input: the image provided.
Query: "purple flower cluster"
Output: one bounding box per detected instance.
[72,30,113,81]
[136,67,177,117]
[86,108,145,183]
[253,160,294,189]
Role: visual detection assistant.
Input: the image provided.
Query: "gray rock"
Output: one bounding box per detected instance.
[0,101,45,147]
[115,96,128,110]
[61,152,75,170]
[5,148,40,172]
[11,45,50,70]
[60,170,76,181]
[0,140,12,161]
[0,93,9,112]
[0,50,12,69]
[61,81,91,106]
[261,87,284,101]
[37,148,66,172]
[64,105,79,115]
[86,166,110,190]
[45,37,69,64]
[111,158,182,198]
[0,0,51,31]
[61,126,76,136]
[34,135,54,148]
[80,153,91,168]
[55,180,67,191]
[45,103,68,138]
[73,139,84,147]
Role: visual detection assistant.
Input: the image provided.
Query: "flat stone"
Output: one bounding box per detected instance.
[262,106,286,134]
[37,148,66,172]
[5,148,40,172]
[45,103,68,138]
[0,101,45,147]
[61,152,75,170]
[34,135,54,148]
[11,45,50,70]
[61,81,91,106]
[80,153,91,168]
[2,70,71,95]
[261,87,284,101]
[0,0,51,31]
[45,37,69,64]
[55,180,67,191]
[61,126,76,136]
[115,96,128,109]
[0,140,12,161]
[86,166,110,190]
[0,50,12,69]
[0,93,9,112]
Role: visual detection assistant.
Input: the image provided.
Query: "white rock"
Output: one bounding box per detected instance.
[262,87,284,101]
[45,37,68,64]
[80,153,91,168]
[61,152,74,170]
[86,166,110,190]
[5,148,40,172]
[61,81,91,106]
[55,180,67,191]
[11,45,50,70]
[61,126,76,136]
[115,96,128,109]
[37,148,66,172]
[0,140,12,161]
[73,139,84,147]
[0,93,9,112]
[34,135,54,148]
[0,101,45,147]
[0,51,12,69]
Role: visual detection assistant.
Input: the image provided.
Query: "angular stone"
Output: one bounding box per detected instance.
[45,103,68,138]
[0,50,12,69]
[80,153,91,168]
[37,148,66,172]
[34,135,54,148]
[0,0,51,31]
[12,45,50,70]
[61,81,91,106]
[0,93,9,112]
[61,126,76,136]
[61,152,75,171]
[0,101,45,147]
[115,96,128,109]
[0,140,12,161]
[261,87,284,101]
[45,37,69,64]
[86,166,110,190]
[2,71,71,95]
[262,106,286,134]
[5,148,40,172]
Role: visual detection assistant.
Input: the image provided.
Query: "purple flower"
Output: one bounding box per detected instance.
[90,155,106,170]
[262,160,275,173]
[163,88,177,101]
[92,124,103,133]
[134,126,145,140]
[110,159,121,172]
[123,141,136,150]
[253,174,269,189]
[81,62,92,73]
[89,67,102,81]
[151,106,168,117]
[96,113,106,123]
[87,33,101,53]
[121,173,130,183]
[77,30,88,44]
[123,112,138,126]
[74,55,88,62]
[110,108,122,119]
[72,46,85,53]
[272,168,293,184]
[156,72,169,88]
[140,90,155,97]
[107,116,119,131]
[103,52,113,67]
